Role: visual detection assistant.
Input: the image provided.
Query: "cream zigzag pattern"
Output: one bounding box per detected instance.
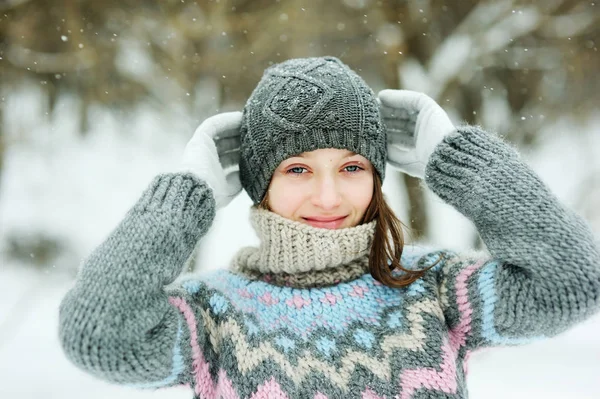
[199,299,445,393]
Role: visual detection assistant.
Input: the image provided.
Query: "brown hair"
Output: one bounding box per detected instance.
[257,169,440,288]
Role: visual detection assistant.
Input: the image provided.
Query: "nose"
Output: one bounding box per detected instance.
[310,174,342,210]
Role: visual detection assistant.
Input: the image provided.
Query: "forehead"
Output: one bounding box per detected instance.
[291,148,361,159]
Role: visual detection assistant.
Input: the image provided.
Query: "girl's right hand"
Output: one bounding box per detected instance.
[178,111,243,209]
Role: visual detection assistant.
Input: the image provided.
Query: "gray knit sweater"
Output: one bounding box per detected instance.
[59,126,600,398]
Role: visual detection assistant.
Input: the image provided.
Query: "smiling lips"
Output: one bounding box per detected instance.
[302,215,348,229]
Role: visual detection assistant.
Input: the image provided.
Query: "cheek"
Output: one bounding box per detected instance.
[347,179,373,212]
[266,178,307,218]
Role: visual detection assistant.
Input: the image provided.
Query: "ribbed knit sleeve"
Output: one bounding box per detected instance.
[58,173,216,387]
[424,126,600,350]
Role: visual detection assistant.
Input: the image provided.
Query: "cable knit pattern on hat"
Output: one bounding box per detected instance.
[59,127,600,398]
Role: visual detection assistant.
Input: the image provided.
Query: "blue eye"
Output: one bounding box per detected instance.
[287,167,307,174]
[285,165,364,175]
[344,165,363,173]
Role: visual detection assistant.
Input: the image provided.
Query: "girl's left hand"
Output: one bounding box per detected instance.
[378,89,456,179]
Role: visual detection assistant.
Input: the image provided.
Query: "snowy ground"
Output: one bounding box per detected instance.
[1,97,599,398]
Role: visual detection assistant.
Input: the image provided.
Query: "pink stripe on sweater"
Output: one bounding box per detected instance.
[169,296,223,399]
[399,341,457,399]
[216,369,239,399]
[448,260,486,351]
[397,259,486,398]
[250,377,290,399]
[361,388,387,398]
[170,296,269,399]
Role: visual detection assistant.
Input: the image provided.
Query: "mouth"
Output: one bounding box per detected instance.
[302,216,348,229]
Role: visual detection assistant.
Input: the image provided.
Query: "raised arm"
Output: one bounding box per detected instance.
[379,89,600,351]
[425,126,600,350]
[59,173,215,386]
[58,111,243,387]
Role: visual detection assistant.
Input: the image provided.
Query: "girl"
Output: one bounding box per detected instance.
[59,56,600,398]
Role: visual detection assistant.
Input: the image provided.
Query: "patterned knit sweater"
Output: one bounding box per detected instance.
[58,126,600,398]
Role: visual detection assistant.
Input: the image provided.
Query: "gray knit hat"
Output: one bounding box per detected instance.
[239,56,386,204]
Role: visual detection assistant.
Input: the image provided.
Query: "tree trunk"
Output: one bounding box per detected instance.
[402,173,428,240]
[80,93,90,135]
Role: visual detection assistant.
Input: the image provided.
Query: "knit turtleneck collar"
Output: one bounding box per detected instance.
[230,207,376,288]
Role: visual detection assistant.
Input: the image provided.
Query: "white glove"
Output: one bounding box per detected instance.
[378,89,456,179]
[178,111,242,209]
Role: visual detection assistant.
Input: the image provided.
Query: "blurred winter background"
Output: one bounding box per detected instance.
[0,0,599,398]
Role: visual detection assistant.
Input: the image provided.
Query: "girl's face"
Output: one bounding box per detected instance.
[267,148,374,229]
